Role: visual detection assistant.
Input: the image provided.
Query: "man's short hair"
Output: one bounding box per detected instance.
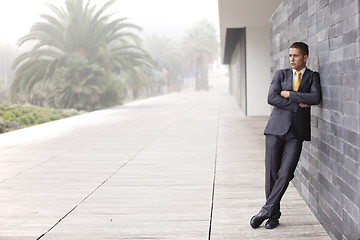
[290,42,309,56]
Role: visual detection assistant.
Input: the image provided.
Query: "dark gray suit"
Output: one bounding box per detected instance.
[261,68,321,219]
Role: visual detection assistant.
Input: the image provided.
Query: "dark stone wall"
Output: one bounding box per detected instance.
[270,0,359,239]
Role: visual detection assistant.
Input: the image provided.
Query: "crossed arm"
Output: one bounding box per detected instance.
[268,70,322,112]
[280,91,310,107]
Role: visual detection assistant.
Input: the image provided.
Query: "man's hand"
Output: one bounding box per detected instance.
[281,91,309,107]
[299,103,310,108]
[280,91,290,98]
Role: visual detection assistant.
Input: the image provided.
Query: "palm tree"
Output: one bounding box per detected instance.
[10,0,154,110]
[182,19,218,91]
[144,35,183,90]
[51,53,126,111]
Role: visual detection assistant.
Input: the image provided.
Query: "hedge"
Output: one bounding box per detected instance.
[0,104,82,133]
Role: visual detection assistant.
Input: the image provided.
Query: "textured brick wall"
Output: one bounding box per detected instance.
[270,0,359,239]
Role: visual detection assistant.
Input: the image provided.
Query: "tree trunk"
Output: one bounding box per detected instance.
[202,64,209,91]
[132,89,138,99]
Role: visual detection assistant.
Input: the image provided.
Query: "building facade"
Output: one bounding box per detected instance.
[219,0,283,116]
[219,0,360,239]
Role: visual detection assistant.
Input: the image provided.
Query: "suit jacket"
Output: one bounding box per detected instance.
[264,68,322,141]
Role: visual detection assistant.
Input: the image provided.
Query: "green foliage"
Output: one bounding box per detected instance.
[35,116,48,124]
[49,114,63,121]
[0,104,81,133]
[18,113,36,125]
[10,0,155,111]
[1,111,17,123]
[51,53,125,111]
[0,118,5,133]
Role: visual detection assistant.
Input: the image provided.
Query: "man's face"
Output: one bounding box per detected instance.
[289,48,308,71]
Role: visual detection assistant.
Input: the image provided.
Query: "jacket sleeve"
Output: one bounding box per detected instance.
[289,72,322,105]
[267,70,299,112]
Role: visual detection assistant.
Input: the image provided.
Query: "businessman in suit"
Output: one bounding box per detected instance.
[250,42,322,229]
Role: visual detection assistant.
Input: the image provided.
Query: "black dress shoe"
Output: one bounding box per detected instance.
[265,218,279,229]
[250,213,268,228]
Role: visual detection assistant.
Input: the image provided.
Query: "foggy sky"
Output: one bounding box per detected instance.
[0,0,219,46]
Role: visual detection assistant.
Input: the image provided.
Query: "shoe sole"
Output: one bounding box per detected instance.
[265,222,279,229]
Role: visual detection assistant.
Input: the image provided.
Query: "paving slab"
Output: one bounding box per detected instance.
[0,89,330,239]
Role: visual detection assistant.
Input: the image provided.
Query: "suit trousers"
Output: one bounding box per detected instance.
[261,129,303,219]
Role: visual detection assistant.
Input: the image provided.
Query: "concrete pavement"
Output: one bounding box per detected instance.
[0,89,330,239]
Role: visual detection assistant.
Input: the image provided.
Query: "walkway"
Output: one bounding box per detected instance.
[0,89,330,239]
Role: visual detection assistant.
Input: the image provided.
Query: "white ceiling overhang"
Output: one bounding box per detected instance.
[218,0,283,63]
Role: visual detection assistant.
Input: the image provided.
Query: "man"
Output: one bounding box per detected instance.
[250,42,322,229]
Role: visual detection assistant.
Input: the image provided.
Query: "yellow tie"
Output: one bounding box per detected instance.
[293,71,301,91]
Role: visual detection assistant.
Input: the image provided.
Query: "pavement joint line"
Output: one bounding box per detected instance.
[0,140,89,184]
[36,97,197,239]
[208,94,221,240]
[0,113,144,185]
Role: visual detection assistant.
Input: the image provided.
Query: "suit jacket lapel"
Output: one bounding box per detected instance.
[298,69,311,91]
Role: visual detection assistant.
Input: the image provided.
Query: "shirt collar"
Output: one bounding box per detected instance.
[292,67,306,77]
